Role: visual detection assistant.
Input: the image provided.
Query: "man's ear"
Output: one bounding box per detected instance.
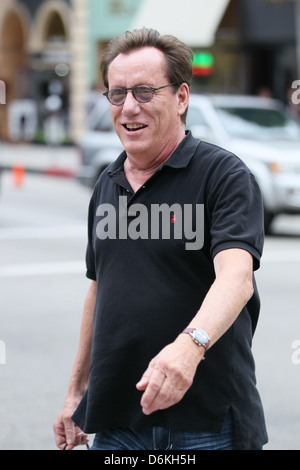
[177,83,190,118]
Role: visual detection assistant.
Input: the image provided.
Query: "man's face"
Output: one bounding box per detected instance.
[107,47,187,162]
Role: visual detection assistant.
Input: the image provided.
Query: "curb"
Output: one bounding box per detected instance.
[44,167,77,178]
[1,165,77,178]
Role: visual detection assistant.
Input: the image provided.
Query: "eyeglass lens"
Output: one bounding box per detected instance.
[108,86,154,105]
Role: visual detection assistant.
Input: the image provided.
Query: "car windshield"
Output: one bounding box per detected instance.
[214,105,300,140]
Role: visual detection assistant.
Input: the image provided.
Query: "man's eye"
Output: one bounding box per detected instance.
[111,90,125,100]
[136,87,152,99]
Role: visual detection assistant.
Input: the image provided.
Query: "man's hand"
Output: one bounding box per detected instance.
[136,335,204,415]
[53,401,89,450]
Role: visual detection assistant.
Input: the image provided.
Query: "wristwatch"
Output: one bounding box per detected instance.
[182,328,210,351]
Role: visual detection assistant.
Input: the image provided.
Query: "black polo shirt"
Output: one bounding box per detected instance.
[72,132,268,450]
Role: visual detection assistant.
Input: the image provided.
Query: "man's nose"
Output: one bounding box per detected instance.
[122,91,140,114]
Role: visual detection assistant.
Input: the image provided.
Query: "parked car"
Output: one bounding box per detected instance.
[77,94,300,232]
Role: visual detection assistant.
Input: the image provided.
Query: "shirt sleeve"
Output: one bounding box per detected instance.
[208,167,264,271]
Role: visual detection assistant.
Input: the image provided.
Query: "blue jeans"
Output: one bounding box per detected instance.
[91,412,235,450]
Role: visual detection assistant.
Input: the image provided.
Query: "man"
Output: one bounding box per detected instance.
[54,28,268,450]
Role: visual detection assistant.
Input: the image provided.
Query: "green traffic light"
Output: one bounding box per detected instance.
[192,52,214,68]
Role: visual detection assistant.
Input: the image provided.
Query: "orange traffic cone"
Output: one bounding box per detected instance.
[12,164,25,187]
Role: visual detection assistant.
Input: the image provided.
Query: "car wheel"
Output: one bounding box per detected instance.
[264,209,275,235]
[93,165,108,188]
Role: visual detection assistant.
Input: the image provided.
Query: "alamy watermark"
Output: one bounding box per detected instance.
[291,340,300,365]
[96,197,204,250]
[0,80,6,104]
[0,340,6,365]
[291,80,300,105]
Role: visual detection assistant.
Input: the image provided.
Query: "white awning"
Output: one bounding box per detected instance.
[131,0,230,47]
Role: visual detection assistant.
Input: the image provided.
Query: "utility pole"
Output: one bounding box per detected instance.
[70,0,89,142]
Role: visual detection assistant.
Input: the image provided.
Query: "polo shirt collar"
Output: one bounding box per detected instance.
[162,131,199,169]
[108,131,199,176]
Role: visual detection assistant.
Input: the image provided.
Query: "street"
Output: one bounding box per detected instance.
[0,168,299,450]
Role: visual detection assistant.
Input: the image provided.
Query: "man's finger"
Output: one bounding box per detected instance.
[139,367,166,413]
[136,376,149,391]
[136,364,155,391]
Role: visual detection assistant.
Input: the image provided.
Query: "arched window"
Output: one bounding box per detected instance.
[1,11,26,64]
[0,10,27,99]
[44,11,67,44]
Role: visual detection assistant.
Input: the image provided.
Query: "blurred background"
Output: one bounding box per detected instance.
[0,0,300,450]
[0,0,299,144]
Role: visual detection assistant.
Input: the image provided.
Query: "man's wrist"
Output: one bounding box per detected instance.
[66,379,88,402]
[175,333,206,364]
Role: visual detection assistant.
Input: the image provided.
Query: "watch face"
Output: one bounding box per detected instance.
[194,329,208,344]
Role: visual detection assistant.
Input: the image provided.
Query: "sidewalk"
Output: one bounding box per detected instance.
[0,141,80,178]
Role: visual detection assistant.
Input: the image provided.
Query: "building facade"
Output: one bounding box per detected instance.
[0,0,75,141]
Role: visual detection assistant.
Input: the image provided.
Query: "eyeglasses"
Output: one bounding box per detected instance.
[103,83,178,106]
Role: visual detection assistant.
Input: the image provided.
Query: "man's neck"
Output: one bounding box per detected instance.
[124,131,186,192]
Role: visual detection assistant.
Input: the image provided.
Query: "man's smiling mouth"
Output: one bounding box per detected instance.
[123,123,147,132]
